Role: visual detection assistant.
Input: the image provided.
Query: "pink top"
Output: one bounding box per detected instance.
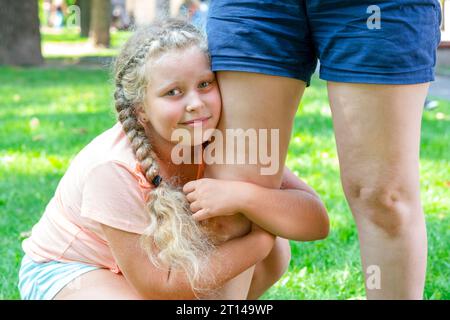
[22,122,206,274]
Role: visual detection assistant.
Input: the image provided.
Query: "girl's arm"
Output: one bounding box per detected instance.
[184,166,329,241]
[101,223,275,300]
[240,167,329,240]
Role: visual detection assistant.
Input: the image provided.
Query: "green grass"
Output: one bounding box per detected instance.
[41,28,132,59]
[0,67,449,300]
[41,28,131,46]
[41,29,88,43]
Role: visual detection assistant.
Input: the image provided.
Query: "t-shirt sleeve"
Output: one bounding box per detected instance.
[80,161,150,234]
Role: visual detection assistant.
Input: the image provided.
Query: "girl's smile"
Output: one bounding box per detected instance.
[180,116,212,126]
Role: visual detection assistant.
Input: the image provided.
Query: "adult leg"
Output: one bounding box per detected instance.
[327,82,428,299]
[53,269,144,300]
[204,71,305,299]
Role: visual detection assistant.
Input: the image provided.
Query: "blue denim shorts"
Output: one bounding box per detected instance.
[207,0,442,86]
[18,254,100,300]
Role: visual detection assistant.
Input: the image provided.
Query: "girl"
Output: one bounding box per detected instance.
[18,19,329,300]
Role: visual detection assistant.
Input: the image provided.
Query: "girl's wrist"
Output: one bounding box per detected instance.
[233,180,257,216]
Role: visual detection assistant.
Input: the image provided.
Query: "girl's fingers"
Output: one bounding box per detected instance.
[189,201,201,213]
[182,181,197,194]
[192,208,211,221]
[185,192,196,202]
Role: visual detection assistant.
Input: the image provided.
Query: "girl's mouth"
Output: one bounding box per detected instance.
[180,116,211,126]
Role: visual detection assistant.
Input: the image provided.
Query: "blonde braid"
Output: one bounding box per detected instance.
[113,19,215,295]
[116,83,160,186]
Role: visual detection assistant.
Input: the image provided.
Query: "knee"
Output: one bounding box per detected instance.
[248,239,291,300]
[281,243,291,277]
[342,179,421,236]
[271,238,292,282]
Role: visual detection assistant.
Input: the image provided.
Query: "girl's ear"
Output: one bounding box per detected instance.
[135,104,148,123]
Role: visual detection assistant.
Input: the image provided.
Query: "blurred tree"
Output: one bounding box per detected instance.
[77,0,91,38]
[90,0,111,47]
[0,0,43,66]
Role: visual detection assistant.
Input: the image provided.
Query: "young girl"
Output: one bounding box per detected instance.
[18,19,329,300]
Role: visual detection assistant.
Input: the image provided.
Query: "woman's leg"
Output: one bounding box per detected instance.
[327,82,428,299]
[247,237,291,300]
[205,71,305,186]
[53,269,144,300]
[203,71,305,299]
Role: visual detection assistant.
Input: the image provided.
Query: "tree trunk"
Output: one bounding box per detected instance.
[78,0,91,38]
[90,0,111,47]
[0,0,43,66]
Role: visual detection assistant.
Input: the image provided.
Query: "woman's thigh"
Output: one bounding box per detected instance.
[53,268,143,300]
[203,72,305,240]
[205,71,305,188]
[201,72,304,298]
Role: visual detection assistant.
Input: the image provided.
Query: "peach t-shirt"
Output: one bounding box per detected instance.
[22,122,205,274]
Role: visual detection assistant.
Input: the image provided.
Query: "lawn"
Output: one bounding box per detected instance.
[0,64,449,300]
[41,28,131,60]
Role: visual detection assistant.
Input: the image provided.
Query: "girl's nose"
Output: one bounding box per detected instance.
[185,96,205,112]
[186,104,199,112]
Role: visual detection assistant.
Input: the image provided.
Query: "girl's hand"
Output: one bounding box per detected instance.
[182,178,246,221]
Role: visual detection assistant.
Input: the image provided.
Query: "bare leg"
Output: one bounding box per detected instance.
[327,82,428,299]
[247,237,291,300]
[204,71,305,299]
[53,269,144,300]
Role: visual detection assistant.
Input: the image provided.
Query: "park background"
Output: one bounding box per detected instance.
[0,0,449,300]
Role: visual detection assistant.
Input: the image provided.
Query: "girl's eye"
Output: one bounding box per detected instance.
[199,81,212,89]
[166,88,181,96]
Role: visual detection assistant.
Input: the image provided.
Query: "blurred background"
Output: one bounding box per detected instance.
[0,0,448,300]
[0,0,210,66]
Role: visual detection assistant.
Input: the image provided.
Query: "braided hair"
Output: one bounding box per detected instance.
[113,19,215,294]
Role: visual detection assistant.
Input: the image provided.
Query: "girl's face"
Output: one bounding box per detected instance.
[139,46,221,147]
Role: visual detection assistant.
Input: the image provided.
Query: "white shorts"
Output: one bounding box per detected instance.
[18,254,100,300]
